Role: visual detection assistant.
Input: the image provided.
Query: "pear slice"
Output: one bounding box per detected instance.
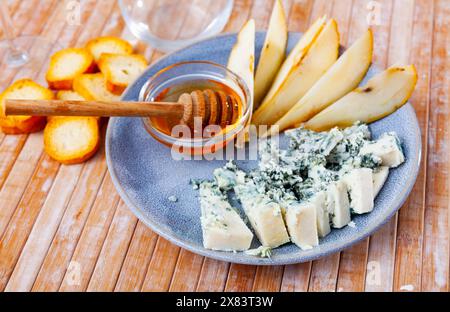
[227,19,255,103]
[252,18,339,127]
[273,29,373,133]
[305,65,418,131]
[253,0,288,108]
[259,16,326,108]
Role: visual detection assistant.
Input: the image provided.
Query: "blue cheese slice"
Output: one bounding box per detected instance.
[312,192,331,238]
[343,168,374,214]
[199,182,253,252]
[284,201,319,250]
[234,178,290,248]
[373,166,389,198]
[360,133,405,168]
[327,181,351,229]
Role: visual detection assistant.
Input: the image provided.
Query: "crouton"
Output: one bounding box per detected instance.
[98,53,148,95]
[44,117,100,165]
[56,90,86,102]
[46,48,95,90]
[86,36,133,62]
[0,79,54,134]
[73,73,121,102]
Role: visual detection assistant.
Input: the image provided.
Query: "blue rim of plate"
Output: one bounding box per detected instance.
[106,32,422,265]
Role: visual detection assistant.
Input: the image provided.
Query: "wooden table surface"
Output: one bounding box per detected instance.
[0,0,448,292]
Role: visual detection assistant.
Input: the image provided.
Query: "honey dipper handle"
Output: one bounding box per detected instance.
[3,99,185,118]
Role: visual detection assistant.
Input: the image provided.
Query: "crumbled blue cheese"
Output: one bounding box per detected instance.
[213,161,239,191]
[360,132,405,168]
[194,123,405,253]
[400,284,415,292]
[286,127,344,156]
[190,179,203,190]
[309,165,339,187]
[327,123,371,168]
[245,246,273,258]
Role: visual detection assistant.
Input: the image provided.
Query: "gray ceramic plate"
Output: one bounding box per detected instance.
[106,32,421,265]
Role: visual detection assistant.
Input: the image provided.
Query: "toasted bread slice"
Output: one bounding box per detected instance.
[56,90,86,102]
[73,73,121,102]
[98,53,148,95]
[46,48,95,90]
[86,36,133,62]
[0,79,54,134]
[44,117,100,164]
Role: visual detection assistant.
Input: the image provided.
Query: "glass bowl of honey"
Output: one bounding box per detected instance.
[139,61,252,156]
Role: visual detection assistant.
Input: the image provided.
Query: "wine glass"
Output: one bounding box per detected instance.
[118,0,234,52]
[0,2,61,89]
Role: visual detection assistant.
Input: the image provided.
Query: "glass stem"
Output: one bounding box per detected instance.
[0,3,16,46]
[0,3,29,67]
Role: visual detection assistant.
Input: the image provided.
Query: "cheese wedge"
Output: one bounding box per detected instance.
[327,181,351,229]
[373,166,389,198]
[284,201,319,250]
[343,168,374,214]
[234,178,290,248]
[312,192,331,238]
[199,182,253,252]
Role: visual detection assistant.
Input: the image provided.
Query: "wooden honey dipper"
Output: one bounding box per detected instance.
[3,89,240,128]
